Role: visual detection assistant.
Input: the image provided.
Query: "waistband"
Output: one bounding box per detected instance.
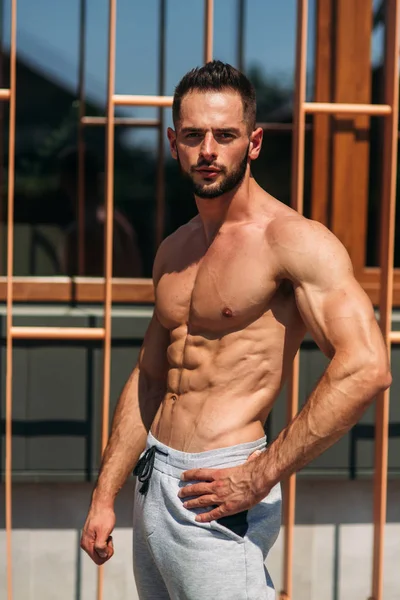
[146,431,267,479]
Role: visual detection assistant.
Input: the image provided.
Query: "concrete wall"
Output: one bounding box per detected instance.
[0,479,399,600]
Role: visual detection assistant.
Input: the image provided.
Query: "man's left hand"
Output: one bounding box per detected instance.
[178,451,268,523]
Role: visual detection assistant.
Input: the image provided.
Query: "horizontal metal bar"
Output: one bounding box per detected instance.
[257,122,312,132]
[0,88,10,100]
[81,116,161,127]
[304,102,392,116]
[390,331,400,343]
[113,94,173,107]
[11,326,105,340]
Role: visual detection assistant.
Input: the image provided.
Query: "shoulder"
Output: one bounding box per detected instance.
[266,212,353,284]
[152,216,202,284]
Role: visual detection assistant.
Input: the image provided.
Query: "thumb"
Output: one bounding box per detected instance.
[94,537,110,559]
[246,450,262,462]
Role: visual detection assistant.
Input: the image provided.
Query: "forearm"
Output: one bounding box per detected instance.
[92,366,165,507]
[256,356,390,491]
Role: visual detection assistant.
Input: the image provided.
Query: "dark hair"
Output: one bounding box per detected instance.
[172,60,256,132]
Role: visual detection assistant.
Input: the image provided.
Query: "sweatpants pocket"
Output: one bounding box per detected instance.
[134,473,161,538]
[209,516,247,544]
[216,510,249,538]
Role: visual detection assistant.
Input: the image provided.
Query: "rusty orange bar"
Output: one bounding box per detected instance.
[204,0,213,63]
[291,0,307,216]
[257,122,311,132]
[113,94,173,107]
[5,0,17,597]
[237,0,245,72]
[279,2,308,599]
[103,0,116,474]
[389,331,400,343]
[0,1,6,281]
[97,0,116,598]
[304,101,391,116]
[77,0,87,276]
[155,0,166,250]
[11,327,105,340]
[281,353,300,600]
[0,88,10,100]
[81,116,160,127]
[371,1,400,599]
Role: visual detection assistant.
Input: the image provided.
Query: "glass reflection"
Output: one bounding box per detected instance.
[59,147,142,277]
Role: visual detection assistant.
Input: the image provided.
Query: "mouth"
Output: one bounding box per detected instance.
[195,168,221,179]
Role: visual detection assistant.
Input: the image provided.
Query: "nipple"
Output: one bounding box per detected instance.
[222,307,233,318]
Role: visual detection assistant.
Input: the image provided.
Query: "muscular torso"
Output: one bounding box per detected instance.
[151,205,306,452]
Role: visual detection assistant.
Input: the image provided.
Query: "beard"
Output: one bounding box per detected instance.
[177,144,250,199]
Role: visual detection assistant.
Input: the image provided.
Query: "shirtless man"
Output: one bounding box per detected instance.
[80,61,391,599]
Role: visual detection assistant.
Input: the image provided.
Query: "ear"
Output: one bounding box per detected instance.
[167,127,178,160]
[248,127,263,161]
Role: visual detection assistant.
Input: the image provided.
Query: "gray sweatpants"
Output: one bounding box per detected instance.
[132,431,281,600]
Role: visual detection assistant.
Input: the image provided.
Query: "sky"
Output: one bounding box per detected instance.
[1,0,385,147]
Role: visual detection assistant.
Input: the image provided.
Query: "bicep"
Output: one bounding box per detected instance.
[294,275,383,361]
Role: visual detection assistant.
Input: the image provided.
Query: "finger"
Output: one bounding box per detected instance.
[81,538,105,566]
[104,535,114,560]
[94,537,112,560]
[81,530,113,565]
[183,495,219,509]
[80,531,95,555]
[91,551,108,566]
[181,468,218,482]
[195,503,233,523]
[178,482,215,498]
[246,449,263,462]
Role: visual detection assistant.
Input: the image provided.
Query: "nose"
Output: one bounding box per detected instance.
[199,132,217,163]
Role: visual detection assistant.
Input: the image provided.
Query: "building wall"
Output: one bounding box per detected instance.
[0,479,399,600]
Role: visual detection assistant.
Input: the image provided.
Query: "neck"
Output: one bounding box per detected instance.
[195,172,257,244]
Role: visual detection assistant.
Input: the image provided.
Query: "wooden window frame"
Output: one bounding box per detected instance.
[1,268,399,306]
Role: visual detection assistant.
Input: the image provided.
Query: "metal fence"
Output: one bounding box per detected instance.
[3,1,399,599]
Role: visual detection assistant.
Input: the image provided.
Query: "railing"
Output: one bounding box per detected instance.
[3,2,399,600]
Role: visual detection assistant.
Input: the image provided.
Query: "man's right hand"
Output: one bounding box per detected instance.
[80,503,116,565]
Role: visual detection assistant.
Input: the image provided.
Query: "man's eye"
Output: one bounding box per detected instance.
[187,133,200,138]
[218,133,233,139]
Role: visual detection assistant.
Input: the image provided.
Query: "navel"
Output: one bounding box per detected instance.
[222,307,233,318]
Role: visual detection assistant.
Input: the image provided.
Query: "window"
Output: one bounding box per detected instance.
[0,0,318,301]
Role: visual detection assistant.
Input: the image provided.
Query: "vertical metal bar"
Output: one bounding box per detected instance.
[102,0,115,457]
[204,0,213,63]
[77,0,87,275]
[155,0,166,251]
[96,1,116,598]
[0,0,4,274]
[371,1,399,598]
[237,0,245,72]
[280,1,308,598]
[5,0,17,598]
[291,0,307,217]
[281,355,299,600]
